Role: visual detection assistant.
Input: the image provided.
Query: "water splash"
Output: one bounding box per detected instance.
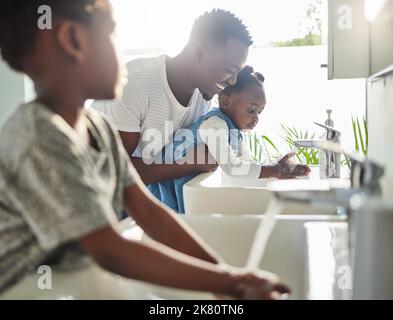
[246,197,284,270]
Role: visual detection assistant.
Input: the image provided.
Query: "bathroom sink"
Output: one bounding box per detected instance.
[123,214,346,300]
[183,168,338,215]
[134,214,345,300]
[1,215,345,300]
[1,261,158,300]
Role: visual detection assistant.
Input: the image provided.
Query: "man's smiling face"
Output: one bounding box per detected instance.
[195,37,249,101]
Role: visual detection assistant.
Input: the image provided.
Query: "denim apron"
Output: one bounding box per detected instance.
[148,108,242,213]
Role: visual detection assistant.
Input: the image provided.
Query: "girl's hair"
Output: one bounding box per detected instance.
[222,65,265,96]
[0,0,110,72]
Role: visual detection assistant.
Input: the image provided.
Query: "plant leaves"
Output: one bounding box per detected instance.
[363,116,368,156]
[352,115,359,152]
[356,117,366,155]
[262,135,279,153]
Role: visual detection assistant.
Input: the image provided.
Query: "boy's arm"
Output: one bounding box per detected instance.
[80,225,234,294]
[123,182,222,264]
[119,131,217,185]
[79,224,290,299]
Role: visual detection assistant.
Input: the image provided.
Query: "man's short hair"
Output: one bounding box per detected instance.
[190,9,253,47]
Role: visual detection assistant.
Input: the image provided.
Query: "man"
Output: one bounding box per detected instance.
[91,9,252,185]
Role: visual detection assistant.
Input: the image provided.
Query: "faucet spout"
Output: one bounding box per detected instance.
[294,139,384,194]
[294,139,339,150]
[294,139,342,179]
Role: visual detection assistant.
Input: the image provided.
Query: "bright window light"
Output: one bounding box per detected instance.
[110,0,317,55]
[364,0,386,22]
[109,0,366,155]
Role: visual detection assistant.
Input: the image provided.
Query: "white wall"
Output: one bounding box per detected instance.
[0,62,35,128]
[0,62,25,128]
[247,46,366,153]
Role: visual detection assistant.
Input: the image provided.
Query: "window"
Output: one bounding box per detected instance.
[111,0,366,153]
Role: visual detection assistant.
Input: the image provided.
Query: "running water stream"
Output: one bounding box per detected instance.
[246,198,284,270]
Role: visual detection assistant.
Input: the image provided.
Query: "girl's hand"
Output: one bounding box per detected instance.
[273,152,310,179]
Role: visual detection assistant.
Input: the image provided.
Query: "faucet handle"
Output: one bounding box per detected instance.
[314,122,341,140]
[313,122,341,134]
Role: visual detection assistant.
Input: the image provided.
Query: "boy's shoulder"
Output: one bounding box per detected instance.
[0,103,41,168]
[0,101,75,172]
[85,107,117,140]
[0,102,120,173]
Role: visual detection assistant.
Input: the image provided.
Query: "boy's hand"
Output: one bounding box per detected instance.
[229,269,291,300]
[273,152,310,179]
[215,265,291,300]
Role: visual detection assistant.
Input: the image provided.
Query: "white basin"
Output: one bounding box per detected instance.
[1,261,158,300]
[148,214,345,300]
[183,169,338,215]
[1,215,345,300]
[122,214,345,300]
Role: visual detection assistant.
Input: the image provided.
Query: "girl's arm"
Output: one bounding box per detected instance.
[199,117,309,180]
[198,117,262,179]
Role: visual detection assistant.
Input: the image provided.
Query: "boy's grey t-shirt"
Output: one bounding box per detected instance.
[0,101,138,293]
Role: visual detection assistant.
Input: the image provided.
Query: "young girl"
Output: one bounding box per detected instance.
[0,0,289,299]
[148,66,310,213]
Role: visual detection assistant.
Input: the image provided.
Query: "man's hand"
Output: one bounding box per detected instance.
[273,152,310,179]
[184,144,218,173]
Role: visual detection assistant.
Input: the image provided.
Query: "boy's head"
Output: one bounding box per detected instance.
[0,0,122,101]
[187,9,253,101]
[219,66,266,131]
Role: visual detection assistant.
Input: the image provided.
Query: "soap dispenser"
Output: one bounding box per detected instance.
[318,109,341,179]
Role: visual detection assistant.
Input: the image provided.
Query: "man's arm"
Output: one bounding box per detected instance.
[123,181,222,264]
[119,131,217,185]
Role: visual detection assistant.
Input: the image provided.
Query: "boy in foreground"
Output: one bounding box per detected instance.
[0,0,290,299]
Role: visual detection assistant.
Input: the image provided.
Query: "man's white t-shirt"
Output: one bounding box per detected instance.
[90,55,211,161]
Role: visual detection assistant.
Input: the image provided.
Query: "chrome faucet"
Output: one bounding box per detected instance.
[295,122,341,179]
[267,144,385,299]
[268,141,384,205]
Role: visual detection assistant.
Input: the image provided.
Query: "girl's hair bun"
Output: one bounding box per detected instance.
[254,72,265,83]
[241,65,254,75]
[222,65,265,96]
